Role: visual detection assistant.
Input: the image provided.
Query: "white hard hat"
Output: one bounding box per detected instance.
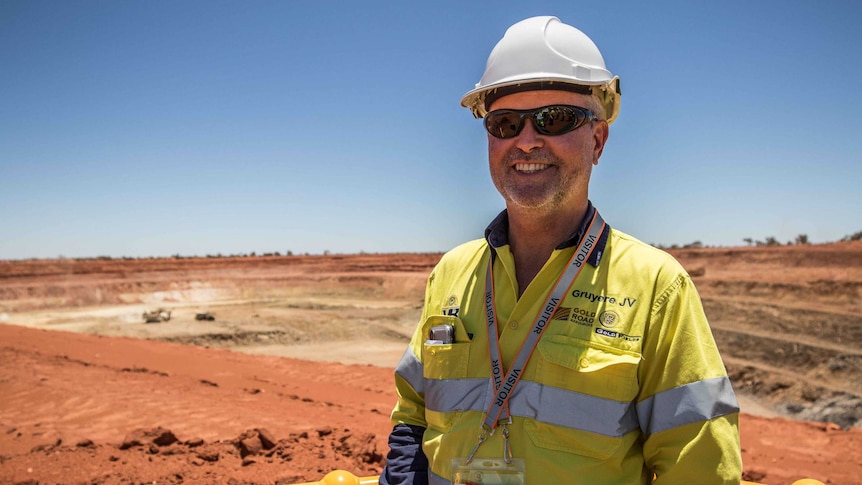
[461,16,621,124]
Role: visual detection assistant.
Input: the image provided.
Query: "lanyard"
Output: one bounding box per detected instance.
[466,210,606,464]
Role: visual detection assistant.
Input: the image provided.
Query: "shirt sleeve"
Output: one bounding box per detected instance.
[380,273,434,484]
[637,273,742,484]
[379,423,429,485]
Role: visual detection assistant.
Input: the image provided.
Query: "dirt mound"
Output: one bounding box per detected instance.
[1,425,383,485]
[0,323,395,484]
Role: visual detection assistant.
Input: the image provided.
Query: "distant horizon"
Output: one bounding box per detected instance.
[3,231,861,262]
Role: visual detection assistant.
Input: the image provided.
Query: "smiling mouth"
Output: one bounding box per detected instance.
[514,163,551,174]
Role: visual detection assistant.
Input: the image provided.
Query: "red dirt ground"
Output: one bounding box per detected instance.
[1,248,861,484]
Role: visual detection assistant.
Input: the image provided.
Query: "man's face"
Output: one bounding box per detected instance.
[486,90,608,215]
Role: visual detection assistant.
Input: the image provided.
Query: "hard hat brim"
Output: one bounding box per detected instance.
[461,76,620,124]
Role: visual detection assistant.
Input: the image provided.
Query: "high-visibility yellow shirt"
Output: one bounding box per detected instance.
[390,207,742,484]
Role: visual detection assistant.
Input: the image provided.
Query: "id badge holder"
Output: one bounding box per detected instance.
[451,458,525,485]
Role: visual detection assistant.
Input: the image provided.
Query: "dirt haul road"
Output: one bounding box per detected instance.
[1,246,861,484]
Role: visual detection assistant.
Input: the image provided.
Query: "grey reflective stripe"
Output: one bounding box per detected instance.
[514,380,639,437]
[425,377,490,413]
[425,378,640,438]
[429,469,449,485]
[395,348,424,396]
[636,376,740,436]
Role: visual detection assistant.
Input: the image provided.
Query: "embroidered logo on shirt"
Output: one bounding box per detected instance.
[442,295,460,317]
[552,306,571,321]
[570,289,638,308]
[599,310,620,328]
[552,306,596,327]
[596,327,641,342]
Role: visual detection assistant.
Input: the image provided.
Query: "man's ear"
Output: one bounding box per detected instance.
[592,121,609,165]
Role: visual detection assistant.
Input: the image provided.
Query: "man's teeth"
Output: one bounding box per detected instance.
[515,163,549,173]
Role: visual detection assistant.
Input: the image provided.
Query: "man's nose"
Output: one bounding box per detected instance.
[514,118,544,152]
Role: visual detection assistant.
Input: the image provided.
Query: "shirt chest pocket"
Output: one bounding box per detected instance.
[422,342,470,380]
[536,334,640,402]
[421,315,471,380]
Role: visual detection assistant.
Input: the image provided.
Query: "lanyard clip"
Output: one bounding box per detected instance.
[500,418,513,464]
[465,425,491,465]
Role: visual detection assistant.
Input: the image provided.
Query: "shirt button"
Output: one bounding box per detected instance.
[579,358,590,368]
[509,320,519,329]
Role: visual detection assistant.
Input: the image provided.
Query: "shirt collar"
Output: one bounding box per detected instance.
[484,201,609,267]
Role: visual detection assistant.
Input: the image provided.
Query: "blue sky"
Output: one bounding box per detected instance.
[2,1,860,259]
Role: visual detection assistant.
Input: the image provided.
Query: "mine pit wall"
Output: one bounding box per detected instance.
[0,256,433,313]
[0,278,241,312]
[683,246,862,429]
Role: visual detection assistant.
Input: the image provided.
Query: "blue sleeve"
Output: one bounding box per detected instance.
[378,423,428,485]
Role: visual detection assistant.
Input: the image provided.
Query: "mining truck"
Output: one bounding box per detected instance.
[142,308,171,323]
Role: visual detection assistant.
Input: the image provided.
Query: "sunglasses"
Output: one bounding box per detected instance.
[484,105,598,139]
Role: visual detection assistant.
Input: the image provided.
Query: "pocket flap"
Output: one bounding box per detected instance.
[539,334,640,373]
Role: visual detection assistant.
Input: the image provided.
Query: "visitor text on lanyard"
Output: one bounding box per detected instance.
[466,210,606,464]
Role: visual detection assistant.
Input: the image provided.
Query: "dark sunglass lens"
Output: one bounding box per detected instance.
[486,112,522,138]
[535,106,579,135]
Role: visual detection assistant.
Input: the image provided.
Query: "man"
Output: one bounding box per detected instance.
[380,16,741,485]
